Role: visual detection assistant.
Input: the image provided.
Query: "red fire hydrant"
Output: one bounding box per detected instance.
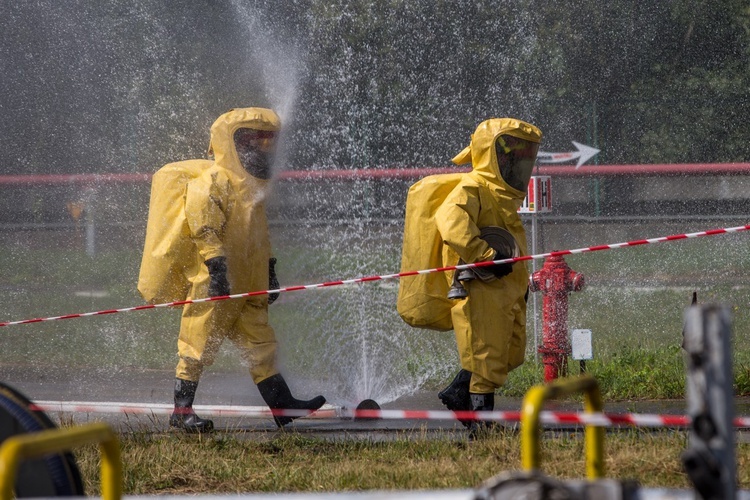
[529,255,585,382]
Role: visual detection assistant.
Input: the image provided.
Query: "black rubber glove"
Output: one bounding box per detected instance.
[268,257,280,304]
[489,250,514,278]
[205,256,230,297]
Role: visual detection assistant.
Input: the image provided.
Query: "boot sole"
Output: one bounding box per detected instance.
[169,423,214,434]
[273,397,327,428]
[169,416,215,433]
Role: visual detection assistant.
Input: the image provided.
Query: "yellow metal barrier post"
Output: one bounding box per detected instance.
[0,422,121,500]
[521,375,605,479]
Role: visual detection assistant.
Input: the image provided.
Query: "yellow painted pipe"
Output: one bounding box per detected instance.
[0,422,121,500]
[521,374,604,479]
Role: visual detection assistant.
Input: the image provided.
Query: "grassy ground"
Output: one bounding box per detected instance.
[3,225,750,494]
[2,227,750,400]
[72,428,750,494]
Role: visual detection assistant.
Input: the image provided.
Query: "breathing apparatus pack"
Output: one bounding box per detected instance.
[397,173,464,331]
[137,160,212,304]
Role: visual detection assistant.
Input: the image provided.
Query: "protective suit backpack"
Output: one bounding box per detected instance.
[137,159,212,304]
[396,173,464,331]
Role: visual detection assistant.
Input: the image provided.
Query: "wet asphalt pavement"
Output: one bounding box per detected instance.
[5,366,750,499]
[1,365,465,437]
[5,364,745,440]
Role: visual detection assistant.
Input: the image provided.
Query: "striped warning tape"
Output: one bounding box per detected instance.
[29,401,750,428]
[2,223,749,328]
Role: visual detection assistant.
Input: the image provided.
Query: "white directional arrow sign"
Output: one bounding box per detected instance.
[537,141,600,168]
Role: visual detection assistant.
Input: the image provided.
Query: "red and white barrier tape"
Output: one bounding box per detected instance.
[29,401,750,428]
[30,402,336,420]
[2,223,748,328]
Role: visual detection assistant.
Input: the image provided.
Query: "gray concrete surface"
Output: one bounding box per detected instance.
[6,365,750,499]
[5,364,750,438]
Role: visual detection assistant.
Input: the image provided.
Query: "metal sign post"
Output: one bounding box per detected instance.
[519,176,552,361]
[681,304,735,500]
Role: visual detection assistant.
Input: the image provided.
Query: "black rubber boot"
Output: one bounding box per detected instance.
[438,369,473,428]
[169,378,214,433]
[256,374,326,428]
[468,392,495,439]
[438,369,472,410]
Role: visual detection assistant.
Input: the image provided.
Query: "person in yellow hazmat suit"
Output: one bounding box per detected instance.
[435,117,541,433]
[168,107,325,432]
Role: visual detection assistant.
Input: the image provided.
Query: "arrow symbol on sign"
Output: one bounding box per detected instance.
[537,141,600,169]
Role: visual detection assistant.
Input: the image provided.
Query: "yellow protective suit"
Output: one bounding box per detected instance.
[435,118,542,394]
[174,107,281,384]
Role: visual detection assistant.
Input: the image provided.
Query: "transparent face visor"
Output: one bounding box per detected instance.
[234,128,277,180]
[496,136,540,192]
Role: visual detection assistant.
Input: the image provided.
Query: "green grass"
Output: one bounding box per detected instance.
[6,228,750,496]
[2,227,750,400]
[72,429,750,494]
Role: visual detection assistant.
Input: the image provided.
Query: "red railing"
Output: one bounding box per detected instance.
[0,163,749,185]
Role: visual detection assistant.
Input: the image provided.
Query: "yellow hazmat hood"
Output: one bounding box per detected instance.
[451,118,542,192]
[208,107,281,178]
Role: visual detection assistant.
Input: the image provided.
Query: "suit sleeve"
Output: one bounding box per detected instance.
[184,170,229,262]
[435,184,495,264]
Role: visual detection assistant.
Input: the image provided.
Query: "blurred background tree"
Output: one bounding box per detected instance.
[0,0,748,175]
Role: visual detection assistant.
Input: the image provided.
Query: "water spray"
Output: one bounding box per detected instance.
[1,223,748,328]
